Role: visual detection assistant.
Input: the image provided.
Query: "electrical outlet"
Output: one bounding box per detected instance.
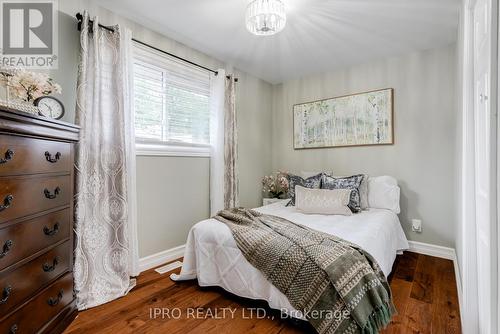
[411,219,422,233]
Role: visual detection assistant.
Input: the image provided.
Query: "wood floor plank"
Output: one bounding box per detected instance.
[65,252,461,334]
[393,252,419,282]
[380,278,412,334]
[66,281,218,333]
[104,283,221,333]
[402,298,434,333]
[432,258,461,334]
[142,294,237,334]
[410,254,436,303]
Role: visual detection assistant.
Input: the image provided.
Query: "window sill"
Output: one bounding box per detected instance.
[136,143,210,157]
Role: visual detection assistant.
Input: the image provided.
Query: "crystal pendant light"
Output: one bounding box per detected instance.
[245,0,286,36]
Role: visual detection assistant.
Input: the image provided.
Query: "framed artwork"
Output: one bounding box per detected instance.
[293,88,394,149]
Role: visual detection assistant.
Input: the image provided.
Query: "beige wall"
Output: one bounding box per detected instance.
[136,157,209,257]
[236,70,273,208]
[271,44,459,248]
[55,1,272,257]
[454,9,466,286]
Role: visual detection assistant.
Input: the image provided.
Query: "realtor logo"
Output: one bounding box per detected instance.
[0,0,58,68]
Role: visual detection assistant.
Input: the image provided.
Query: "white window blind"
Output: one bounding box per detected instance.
[133,43,211,155]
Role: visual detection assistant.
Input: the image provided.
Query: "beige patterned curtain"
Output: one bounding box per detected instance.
[223,75,238,209]
[210,70,238,215]
[74,12,139,310]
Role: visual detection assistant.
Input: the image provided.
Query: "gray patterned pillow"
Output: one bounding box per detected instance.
[321,174,364,213]
[286,173,323,206]
[336,174,369,209]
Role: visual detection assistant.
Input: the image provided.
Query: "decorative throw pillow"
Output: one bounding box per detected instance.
[336,174,369,210]
[321,174,364,213]
[286,173,323,206]
[295,186,352,216]
[300,171,334,179]
[358,174,369,210]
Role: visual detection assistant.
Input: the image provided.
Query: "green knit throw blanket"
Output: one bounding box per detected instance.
[214,208,395,334]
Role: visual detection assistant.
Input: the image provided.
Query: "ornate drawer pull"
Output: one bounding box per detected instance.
[42,257,59,272]
[0,195,13,212]
[43,222,60,236]
[0,240,13,259]
[44,187,61,199]
[45,151,61,163]
[0,149,14,164]
[0,285,12,304]
[47,289,63,306]
[8,324,17,334]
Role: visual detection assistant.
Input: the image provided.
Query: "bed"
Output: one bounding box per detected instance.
[171,199,409,317]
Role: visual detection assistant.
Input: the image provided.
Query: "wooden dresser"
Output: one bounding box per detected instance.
[0,107,79,333]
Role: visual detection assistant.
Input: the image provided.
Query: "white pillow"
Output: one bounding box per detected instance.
[300,171,334,179]
[367,176,401,214]
[295,186,352,216]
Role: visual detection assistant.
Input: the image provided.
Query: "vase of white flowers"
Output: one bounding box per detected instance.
[262,171,289,199]
[0,68,62,115]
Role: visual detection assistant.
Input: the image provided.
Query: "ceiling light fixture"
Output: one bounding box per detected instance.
[245,0,286,36]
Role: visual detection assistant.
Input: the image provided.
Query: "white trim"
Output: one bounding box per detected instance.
[136,143,210,157]
[460,0,480,332]
[407,240,455,260]
[407,241,463,322]
[454,254,464,323]
[138,244,186,273]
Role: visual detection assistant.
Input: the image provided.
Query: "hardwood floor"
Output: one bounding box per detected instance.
[65,252,461,334]
[380,253,461,334]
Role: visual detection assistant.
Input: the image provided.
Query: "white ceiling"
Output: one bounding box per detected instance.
[94,0,460,84]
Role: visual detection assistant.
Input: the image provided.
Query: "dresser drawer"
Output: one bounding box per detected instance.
[0,135,71,176]
[0,209,70,271]
[0,176,70,224]
[0,273,73,333]
[0,241,70,317]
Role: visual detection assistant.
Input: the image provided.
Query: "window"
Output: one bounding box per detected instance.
[133,43,211,156]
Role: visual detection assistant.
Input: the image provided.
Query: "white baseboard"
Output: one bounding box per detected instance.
[453,255,463,323]
[407,240,463,321]
[139,244,185,273]
[407,240,455,260]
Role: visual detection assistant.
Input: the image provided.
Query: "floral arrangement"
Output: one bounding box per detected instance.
[0,68,62,102]
[262,171,289,199]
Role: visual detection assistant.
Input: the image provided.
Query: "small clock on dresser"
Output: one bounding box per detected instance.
[34,96,65,120]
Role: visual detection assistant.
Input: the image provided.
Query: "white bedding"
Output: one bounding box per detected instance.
[171,200,409,316]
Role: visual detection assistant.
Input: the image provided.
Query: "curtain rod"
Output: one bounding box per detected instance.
[75,13,238,82]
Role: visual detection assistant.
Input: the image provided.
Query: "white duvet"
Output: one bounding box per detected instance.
[171,200,409,316]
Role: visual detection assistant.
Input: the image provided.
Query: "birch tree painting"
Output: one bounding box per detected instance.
[293,88,393,149]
